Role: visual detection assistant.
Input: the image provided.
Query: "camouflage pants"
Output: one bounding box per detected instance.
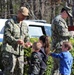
[51,48,62,75]
[2,52,24,75]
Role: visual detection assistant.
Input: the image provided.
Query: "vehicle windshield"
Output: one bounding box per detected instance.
[44,26,51,36]
[0,25,4,42]
[28,26,43,37]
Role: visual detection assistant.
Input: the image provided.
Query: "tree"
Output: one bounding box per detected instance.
[0,0,73,24]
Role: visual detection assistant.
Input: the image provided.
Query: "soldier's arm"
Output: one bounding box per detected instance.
[23,24,33,48]
[56,21,70,38]
[24,26,30,42]
[3,20,18,45]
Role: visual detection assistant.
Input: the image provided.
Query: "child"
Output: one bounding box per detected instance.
[39,35,50,75]
[28,42,42,75]
[50,42,73,75]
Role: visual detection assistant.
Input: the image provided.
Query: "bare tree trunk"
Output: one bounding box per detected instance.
[33,0,40,19]
[50,0,56,23]
[0,1,2,18]
[66,0,73,26]
[39,0,45,19]
[9,0,13,18]
[4,0,7,18]
[1,0,5,18]
[20,0,25,7]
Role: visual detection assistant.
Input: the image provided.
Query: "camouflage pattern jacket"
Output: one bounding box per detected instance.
[28,52,42,75]
[2,16,29,55]
[51,15,70,50]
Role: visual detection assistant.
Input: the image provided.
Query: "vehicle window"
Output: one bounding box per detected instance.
[44,26,51,36]
[0,19,7,34]
[0,34,3,42]
[28,26,43,37]
[0,27,4,34]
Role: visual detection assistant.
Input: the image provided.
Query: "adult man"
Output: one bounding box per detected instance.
[51,6,72,75]
[2,7,31,75]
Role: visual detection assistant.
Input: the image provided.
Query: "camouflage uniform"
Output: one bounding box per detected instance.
[28,52,42,75]
[51,15,70,75]
[1,16,29,75]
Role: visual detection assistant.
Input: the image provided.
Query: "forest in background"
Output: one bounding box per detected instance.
[0,0,74,24]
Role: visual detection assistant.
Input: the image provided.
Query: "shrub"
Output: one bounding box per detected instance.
[69,38,74,75]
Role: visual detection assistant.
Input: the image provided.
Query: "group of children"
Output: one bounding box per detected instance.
[28,35,73,75]
[28,35,50,75]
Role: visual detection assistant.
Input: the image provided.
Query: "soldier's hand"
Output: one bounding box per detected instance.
[24,42,32,48]
[17,39,25,46]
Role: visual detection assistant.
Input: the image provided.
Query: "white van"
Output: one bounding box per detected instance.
[0,19,51,42]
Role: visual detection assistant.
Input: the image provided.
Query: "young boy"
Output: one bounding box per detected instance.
[50,42,73,75]
[28,42,42,75]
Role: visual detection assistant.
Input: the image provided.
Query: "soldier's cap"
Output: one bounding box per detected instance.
[61,6,72,17]
[19,7,29,16]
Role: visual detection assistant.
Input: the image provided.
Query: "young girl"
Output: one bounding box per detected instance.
[39,35,50,75]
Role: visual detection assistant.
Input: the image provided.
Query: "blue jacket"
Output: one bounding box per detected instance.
[51,51,73,75]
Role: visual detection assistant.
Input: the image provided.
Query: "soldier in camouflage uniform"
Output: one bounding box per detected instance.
[1,7,31,75]
[51,6,72,75]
